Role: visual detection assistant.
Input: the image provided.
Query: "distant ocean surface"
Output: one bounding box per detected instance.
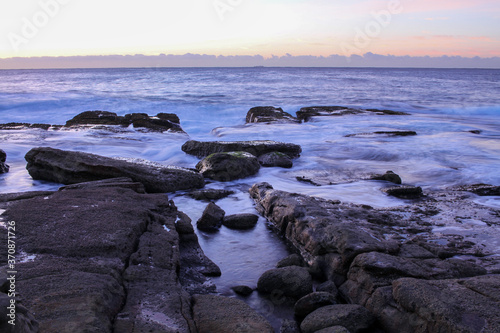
[0,67,499,199]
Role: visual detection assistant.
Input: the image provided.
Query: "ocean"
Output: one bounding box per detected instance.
[1,67,499,328]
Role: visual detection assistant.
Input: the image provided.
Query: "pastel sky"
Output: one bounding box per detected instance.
[1,0,499,60]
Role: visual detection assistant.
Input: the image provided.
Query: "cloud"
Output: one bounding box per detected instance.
[1,53,499,69]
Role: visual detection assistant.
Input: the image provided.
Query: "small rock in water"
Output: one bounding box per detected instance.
[383,185,423,199]
[196,151,260,181]
[258,151,294,168]
[246,106,299,124]
[257,266,312,299]
[231,285,254,296]
[197,202,225,232]
[0,149,9,173]
[369,170,402,184]
[188,189,235,201]
[222,214,259,230]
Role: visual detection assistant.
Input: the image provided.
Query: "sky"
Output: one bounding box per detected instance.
[0,0,499,67]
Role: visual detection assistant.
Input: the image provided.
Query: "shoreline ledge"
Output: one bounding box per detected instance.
[249,182,500,333]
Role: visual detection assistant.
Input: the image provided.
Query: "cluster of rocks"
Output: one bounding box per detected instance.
[250,182,500,332]
[0,110,185,133]
[182,140,302,180]
[246,106,410,124]
[196,202,259,232]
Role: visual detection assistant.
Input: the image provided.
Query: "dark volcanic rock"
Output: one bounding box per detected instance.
[294,292,337,318]
[345,131,417,137]
[192,294,273,333]
[258,151,294,168]
[0,185,217,332]
[300,304,375,333]
[197,202,225,232]
[257,266,312,298]
[369,170,402,184]
[182,140,302,159]
[457,184,500,196]
[25,147,204,193]
[383,185,423,198]
[232,285,254,296]
[366,275,500,333]
[223,213,259,230]
[196,151,260,181]
[246,106,299,123]
[188,189,235,201]
[0,149,9,173]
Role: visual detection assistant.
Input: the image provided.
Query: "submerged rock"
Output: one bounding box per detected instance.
[196,151,260,181]
[0,149,9,173]
[197,202,225,232]
[223,213,259,230]
[24,147,204,193]
[192,294,273,333]
[258,151,294,168]
[246,106,299,123]
[231,285,254,296]
[188,189,235,201]
[182,140,302,159]
[345,130,417,137]
[383,185,423,198]
[296,106,410,122]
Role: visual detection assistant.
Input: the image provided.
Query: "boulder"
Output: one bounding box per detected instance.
[300,304,375,333]
[196,152,260,181]
[197,202,225,232]
[280,319,300,333]
[258,152,293,168]
[192,294,273,333]
[65,110,122,126]
[0,185,218,332]
[366,275,500,333]
[316,281,339,299]
[294,292,337,318]
[232,285,254,296]
[0,149,9,173]
[257,266,312,299]
[24,147,204,193]
[223,214,259,230]
[188,189,234,201]
[59,177,146,193]
[276,253,306,268]
[182,140,302,159]
[369,171,402,184]
[246,106,299,123]
[383,185,423,199]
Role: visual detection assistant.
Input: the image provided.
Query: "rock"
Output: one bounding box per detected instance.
[280,319,300,333]
[367,275,500,333]
[65,110,185,133]
[314,327,351,333]
[196,152,260,181]
[345,131,417,137]
[369,171,402,184]
[0,191,56,203]
[469,130,482,134]
[257,266,312,299]
[294,292,337,318]
[0,185,215,332]
[25,147,204,193]
[232,285,254,296]
[0,149,9,173]
[276,254,306,268]
[339,251,487,306]
[59,177,146,193]
[383,185,423,198]
[246,106,299,123]
[223,214,259,230]
[0,122,53,130]
[365,108,410,116]
[182,140,302,159]
[300,304,375,333]
[258,151,293,168]
[296,106,409,122]
[316,281,339,299]
[457,184,500,196]
[188,189,234,201]
[197,202,225,232]
[0,294,39,333]
[192,294,273,333]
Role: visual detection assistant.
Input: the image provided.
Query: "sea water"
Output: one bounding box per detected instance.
[1,67,499,329]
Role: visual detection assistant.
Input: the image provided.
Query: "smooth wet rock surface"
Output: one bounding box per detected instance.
[182,140,302,159]
[258,151,294,168]
[25,147,204,193]
[223,213,259,229]
[196,151,260,181]
[246,106,299,124]
[197,202,225,232]
[257,266,312,299]
[300,304,375,333]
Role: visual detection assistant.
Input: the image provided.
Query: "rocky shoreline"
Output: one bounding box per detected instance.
[1,107,499,332]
